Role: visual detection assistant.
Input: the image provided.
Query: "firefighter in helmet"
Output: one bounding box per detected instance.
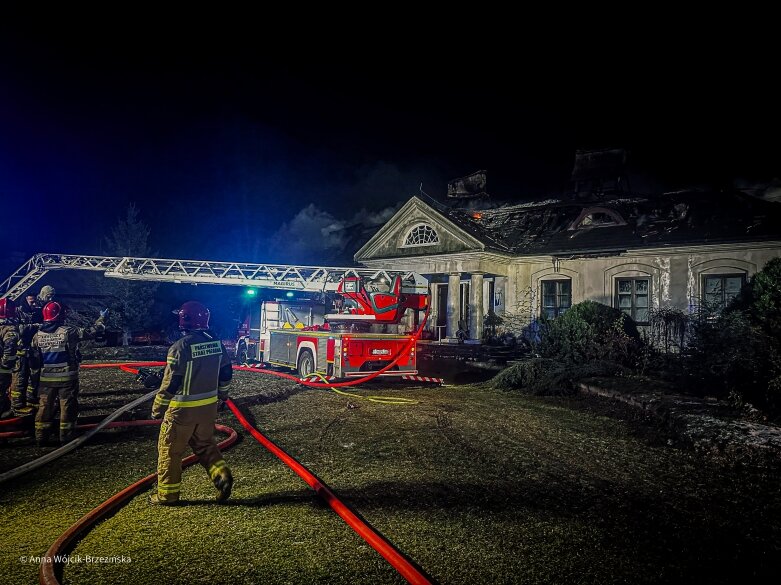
[150,301,233,505]
[10,287,51,413]
[0,298,20,418]
[29,301,106,444]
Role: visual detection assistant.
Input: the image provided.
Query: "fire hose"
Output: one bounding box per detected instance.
[0,387,161,485]
[38,422,239,585]
[226,398,433,585]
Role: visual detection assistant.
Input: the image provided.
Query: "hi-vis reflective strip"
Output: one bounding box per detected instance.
[170,390,218,407]
[183,361,193,395]
[208,460,228,479]
[40,374,77,382]
[157,482,181,494]
[153,395,170,408]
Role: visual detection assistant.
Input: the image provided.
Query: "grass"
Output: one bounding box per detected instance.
[1,366,780,584]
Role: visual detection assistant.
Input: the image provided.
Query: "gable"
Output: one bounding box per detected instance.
[355,197,485,261]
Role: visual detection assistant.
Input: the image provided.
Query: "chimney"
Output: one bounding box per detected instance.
[447,170,489,200]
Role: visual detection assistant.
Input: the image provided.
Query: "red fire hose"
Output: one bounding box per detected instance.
[226,398,433,585]
[38,421,238,585]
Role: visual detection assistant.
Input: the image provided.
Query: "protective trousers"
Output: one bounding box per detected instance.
[0,372,11,415]
[11,354,38,410]
[156,402,230,503]
[35,381,79,444]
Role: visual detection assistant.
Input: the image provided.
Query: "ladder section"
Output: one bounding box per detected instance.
[1,254,123,300]
[1,253,428,299]
[103,257,427,294]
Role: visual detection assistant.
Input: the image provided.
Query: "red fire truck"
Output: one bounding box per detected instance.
[235,271,429,378]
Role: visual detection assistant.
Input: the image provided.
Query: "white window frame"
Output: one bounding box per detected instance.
[401,223,439,248]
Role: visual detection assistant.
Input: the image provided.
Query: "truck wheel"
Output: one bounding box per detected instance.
[297,349,315,378]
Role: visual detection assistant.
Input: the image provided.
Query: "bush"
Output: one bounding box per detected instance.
[684,258,781,419]
[491,358,628,395]
[536,301,641,366]
[492,301,640,395]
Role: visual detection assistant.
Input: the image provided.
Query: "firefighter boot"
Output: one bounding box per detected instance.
[60,422,76,444]
[149,492,181,506]
[35,424,53,446]
[214,469,233,503]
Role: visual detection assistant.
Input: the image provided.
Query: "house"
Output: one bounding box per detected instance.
[354,157,781,342]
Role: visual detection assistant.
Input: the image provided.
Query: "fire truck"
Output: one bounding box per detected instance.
[236,272,429,378]
[1,254,430,379]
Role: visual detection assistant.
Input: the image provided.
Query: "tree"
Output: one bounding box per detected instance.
[101,203,159,345]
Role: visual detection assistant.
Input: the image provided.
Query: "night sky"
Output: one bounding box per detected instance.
[2,31,779,273]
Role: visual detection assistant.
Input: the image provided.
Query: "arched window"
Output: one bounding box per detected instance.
[403,224,439,247]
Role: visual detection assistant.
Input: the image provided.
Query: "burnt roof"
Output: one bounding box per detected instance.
[434,189,781,256]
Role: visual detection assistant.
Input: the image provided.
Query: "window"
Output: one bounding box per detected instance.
[541,280,571,318]
[703,274,745,311]
[403,224,439,247]
[615,277,650,323]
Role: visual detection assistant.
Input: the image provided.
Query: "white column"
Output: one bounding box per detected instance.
[470,272,485,342]
[446,272,461,338]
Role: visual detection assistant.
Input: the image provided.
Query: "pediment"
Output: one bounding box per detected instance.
[355,197,485,261]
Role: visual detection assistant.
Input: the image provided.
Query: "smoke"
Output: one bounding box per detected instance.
[268,202,403,264]
[735,177,781,202]
[265,161,440,264]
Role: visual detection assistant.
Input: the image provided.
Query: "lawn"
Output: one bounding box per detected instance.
[1,366,779,584]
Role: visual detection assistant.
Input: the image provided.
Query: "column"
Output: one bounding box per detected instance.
[446,272,461,338]
[470,272,484,342]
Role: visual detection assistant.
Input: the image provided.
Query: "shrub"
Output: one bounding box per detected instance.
[536,301,641,366]
[684,258,781,419]
[492,301,641,395]
[491,358,629,395]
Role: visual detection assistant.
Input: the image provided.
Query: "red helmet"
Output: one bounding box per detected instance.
[175,301,210,330]
[43,301,65,322]
[0,298,15,320]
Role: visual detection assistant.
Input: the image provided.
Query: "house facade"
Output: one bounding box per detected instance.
[355,190,781,342]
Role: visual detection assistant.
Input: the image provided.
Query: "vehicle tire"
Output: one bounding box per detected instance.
[297,349,315,378]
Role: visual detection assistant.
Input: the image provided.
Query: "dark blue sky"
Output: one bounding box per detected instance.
[2,31,779,273]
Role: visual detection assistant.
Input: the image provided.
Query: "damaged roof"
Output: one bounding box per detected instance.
[434,189,781,256]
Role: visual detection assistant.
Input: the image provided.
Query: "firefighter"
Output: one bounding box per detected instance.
[11,291,46,414]
[0,298,20,418]
[29,301,106,445]
[150,301,233,506]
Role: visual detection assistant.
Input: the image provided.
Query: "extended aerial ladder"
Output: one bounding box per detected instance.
[0,253,429,323]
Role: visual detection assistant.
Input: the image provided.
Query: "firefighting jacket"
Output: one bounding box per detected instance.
[152,330,232,417]
[15,323,40,355]
[30,321,104,386]
[0,324,19,374]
